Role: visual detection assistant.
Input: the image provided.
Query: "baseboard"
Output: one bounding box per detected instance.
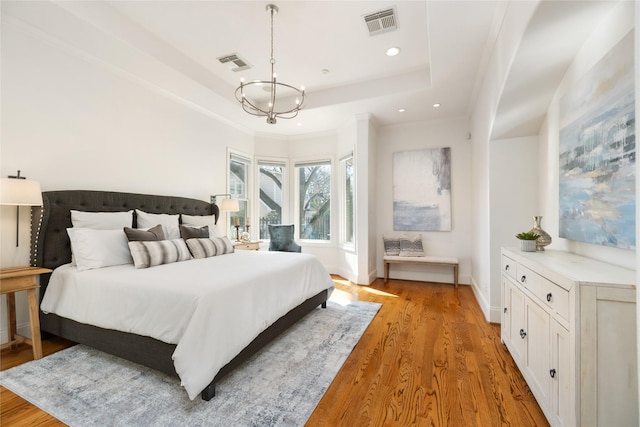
[469,278,503,324]
[469,277,491,322]
[0,322,33,345]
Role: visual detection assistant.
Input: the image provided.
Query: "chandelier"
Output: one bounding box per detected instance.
[235,4,306,124]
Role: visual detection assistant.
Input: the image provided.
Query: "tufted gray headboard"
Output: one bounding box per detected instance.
[30,190,219,272]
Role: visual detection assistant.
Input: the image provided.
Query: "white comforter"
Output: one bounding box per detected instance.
[41,250,335,399]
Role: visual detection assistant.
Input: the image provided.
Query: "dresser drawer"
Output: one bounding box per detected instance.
[502,255,517,280]
[519,265,570,321]
[515,263,535,289]
[234,241,260,251]
[537,276,570,321]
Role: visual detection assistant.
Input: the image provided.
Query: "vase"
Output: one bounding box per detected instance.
[519,239,537,252]
[529,215,551,251]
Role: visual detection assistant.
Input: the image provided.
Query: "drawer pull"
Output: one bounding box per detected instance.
[546,293,552,302]
[505,265,510,271]
[504,307,508,313]
[519,329,527,339]
[520,275,527,283]
[550,369,556,378]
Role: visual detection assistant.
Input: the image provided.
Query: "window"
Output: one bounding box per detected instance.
[229,152,252,238]
[340,153,354,245]
[295,160,331,241]
[258,160,287,239]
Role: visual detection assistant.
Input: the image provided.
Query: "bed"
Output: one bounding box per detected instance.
[30,190,334,400]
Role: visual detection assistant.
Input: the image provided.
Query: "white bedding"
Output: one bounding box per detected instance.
[41,250,334,400]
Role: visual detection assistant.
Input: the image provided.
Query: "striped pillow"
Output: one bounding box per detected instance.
[128,238,192,269]
[399,234,425,257]
[383,235,401,256]
[186,237,235,259]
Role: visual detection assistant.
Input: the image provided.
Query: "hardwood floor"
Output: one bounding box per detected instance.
[0,278,548,427]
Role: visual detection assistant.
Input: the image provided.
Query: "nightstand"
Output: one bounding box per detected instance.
[234,240,262,251]
[0,266,52,360]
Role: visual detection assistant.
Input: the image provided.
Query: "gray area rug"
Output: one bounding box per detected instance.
[0,299,380,427]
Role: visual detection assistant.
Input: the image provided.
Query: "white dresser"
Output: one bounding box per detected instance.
[501,247,637,427]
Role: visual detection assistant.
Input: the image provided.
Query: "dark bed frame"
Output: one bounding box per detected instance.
[30,190,328,400]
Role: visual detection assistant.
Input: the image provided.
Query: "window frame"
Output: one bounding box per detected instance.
[255,156,289,241]
[293,157,334,245]
[227,148,253,239]
[339,151,355,250]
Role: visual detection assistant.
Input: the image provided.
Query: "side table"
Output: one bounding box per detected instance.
[0,266,51,360]
[234,240,262,251]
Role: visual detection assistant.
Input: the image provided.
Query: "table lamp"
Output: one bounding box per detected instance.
[1,171,43,246]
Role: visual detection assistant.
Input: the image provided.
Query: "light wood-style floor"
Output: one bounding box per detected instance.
[0,277,548,426]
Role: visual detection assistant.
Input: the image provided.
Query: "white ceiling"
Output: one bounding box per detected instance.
[48,0,502,137]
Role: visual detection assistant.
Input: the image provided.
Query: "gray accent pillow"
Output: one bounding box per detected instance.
[399,234,425,257]
[383,235,401,256]
[185,237,235,259]
[124,224,166,241]
[179,225,209,240]
[127,239,192,268]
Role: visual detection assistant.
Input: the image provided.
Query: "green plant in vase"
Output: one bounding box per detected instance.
[515,231,540,240]
[516,231,539,252]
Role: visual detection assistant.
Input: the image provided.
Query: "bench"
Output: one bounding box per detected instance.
[383,255,459,288]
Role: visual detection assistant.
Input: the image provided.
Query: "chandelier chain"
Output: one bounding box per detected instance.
[270,6,275,66]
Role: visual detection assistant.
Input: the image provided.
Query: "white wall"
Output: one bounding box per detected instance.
[376,116,473,284]
[0,9,253,341]
[489,136,539,321]
[538,1,635,270]
[471,0,636,323]
[469,1,539,320]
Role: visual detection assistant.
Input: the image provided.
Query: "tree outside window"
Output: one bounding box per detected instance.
[229,154,251,238]
[296,161,331,241]
[258,162,285,239]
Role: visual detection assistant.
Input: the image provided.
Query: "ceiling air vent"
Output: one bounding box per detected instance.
[363,7,397,36]
[217,53,251,72]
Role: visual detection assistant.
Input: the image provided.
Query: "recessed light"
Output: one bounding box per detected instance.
[398,108,406,113]
[386,47,401,57]
[297,122,303,126]
[433,103,441,108]
[321,69,330,74]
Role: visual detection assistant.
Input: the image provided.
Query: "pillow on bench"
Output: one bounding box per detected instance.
[399,234,424,257]
[384,233,426,257]
[383,235,401,256]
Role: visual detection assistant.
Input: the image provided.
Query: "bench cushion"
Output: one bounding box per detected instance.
[384,255,459,264]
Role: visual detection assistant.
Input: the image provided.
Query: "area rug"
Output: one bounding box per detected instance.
[0,298,380,427]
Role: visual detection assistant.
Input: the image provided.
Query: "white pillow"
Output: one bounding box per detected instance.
[136,209,180,239]
[71,210,133,229]
[181,214,223,238]
[67,228,132,271]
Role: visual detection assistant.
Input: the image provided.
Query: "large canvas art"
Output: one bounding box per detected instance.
[559,31,635,249]
[393,147,451,231]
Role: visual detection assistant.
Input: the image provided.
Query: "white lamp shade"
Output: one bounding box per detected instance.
[220,198,240,212]
[0,179,43,206]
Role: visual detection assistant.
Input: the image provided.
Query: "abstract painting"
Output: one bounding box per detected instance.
[559,31,635,249]
[393,147,451,231]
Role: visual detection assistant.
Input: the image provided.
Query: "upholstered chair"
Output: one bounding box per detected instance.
[268,224,302,253]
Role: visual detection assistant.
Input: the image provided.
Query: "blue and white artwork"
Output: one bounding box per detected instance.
[559,31,635,249]
[393,147,451,231]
